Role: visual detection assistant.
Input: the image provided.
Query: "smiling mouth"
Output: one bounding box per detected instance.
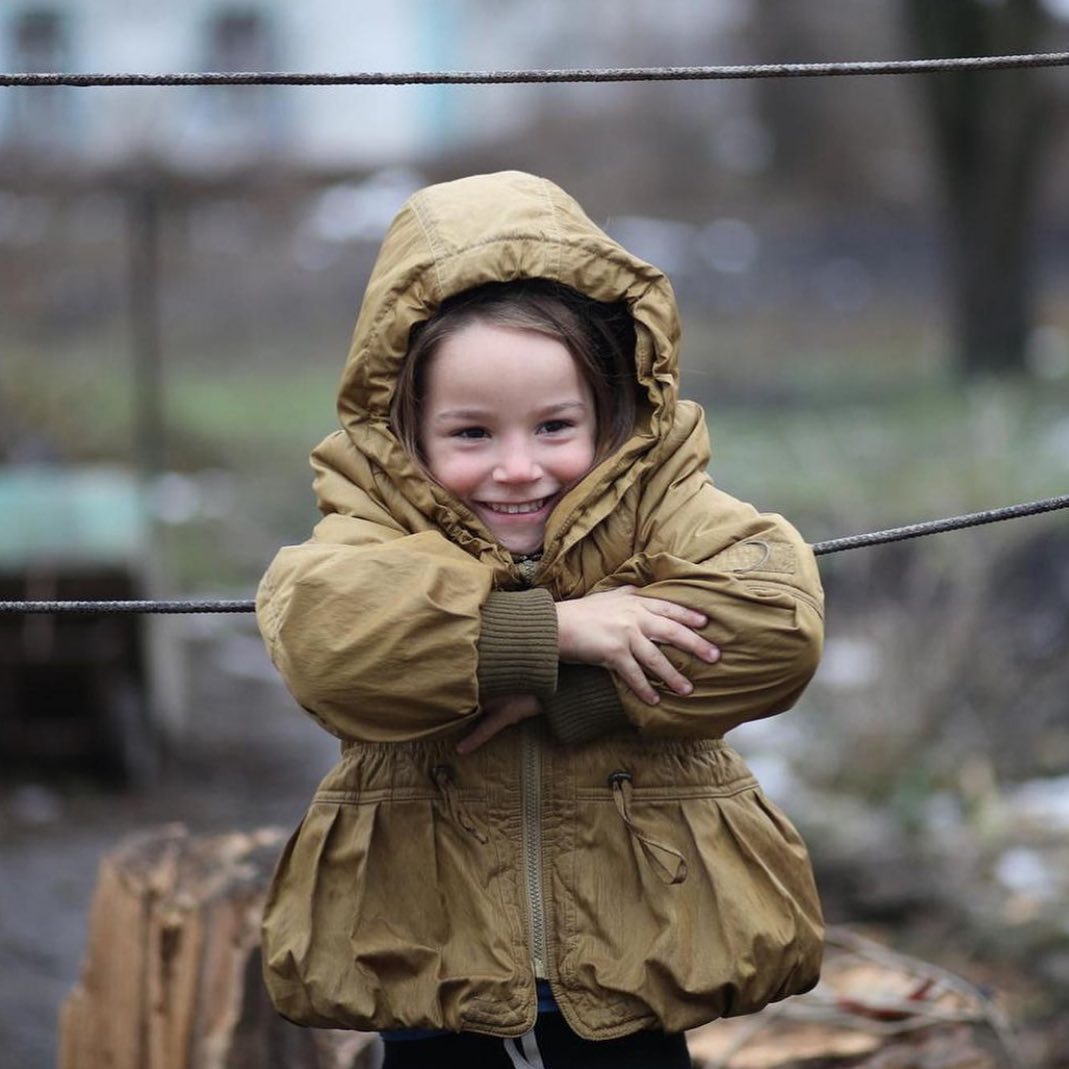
[480,496,551,516]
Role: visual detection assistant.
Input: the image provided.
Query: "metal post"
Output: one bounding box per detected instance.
[128,179,164,479]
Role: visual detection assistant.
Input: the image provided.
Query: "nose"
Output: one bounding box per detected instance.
[492,437,543,484]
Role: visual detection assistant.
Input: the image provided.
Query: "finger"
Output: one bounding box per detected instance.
[457,710,510,754]
[643,617,720,664]
[613,658,661,705]
[632,636,693,696]
[638,597,708,630]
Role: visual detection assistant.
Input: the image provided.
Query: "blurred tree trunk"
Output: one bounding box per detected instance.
[748,1,824,176]
[904,0,1051,377]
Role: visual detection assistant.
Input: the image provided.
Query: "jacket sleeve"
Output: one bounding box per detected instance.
[597,465,824,738]
[478,595,629,744]
[257,511,554,743]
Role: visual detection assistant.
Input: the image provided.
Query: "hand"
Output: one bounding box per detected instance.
[457,693,541,754]
[556,586,719,704]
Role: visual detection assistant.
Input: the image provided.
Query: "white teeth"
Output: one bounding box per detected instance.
[484,498,547,515]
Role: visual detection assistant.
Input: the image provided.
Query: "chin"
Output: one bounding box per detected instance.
[496,530,544,556]
[504,540,542,556]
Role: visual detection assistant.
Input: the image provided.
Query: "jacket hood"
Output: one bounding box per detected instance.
[317,171,692,571]
[339,170,680,432]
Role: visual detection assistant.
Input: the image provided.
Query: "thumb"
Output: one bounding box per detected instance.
[457,709,509,754]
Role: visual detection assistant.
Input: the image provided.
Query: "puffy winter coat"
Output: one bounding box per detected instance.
[256,171,825,1040]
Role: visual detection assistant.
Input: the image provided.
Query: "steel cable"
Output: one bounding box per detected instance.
[3,52,1069,88]
[2,49,1068,613]
[1,493,1066,614]
[809,492,1069,556]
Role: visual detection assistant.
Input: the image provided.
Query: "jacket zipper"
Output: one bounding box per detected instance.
[521,720,548,978]
[514,559,548,979]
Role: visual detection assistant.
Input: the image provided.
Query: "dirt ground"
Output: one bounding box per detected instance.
[0,616,340,1069]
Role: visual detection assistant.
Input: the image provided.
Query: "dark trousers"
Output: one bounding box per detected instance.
[380,1013,691,1068]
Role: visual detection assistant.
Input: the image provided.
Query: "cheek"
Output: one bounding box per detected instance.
[560,438,597,482]
[425,448,482,498]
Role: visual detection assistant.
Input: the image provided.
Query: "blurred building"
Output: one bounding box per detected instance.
[0,0,462,169]
[0,0,754,173]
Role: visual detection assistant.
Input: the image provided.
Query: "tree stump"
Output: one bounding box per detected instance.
[58,824,379,1069]
[60,825,1014,1069]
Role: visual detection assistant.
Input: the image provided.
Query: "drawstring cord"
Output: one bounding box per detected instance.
[431,764,688,879]
[432,764,489,844]
[609,771,688,885]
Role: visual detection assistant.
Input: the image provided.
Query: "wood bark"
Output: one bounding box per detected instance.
[58,824,380,1069]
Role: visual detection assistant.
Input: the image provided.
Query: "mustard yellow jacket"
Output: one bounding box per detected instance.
[256,171,825,1040]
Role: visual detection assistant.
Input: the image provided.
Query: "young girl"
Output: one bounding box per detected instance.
[256,171,825,1067]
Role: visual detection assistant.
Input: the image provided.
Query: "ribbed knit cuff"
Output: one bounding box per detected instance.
[543,664,631,745]
[477,589,559,704]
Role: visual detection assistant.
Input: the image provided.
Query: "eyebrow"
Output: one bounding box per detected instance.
[434,401,588,424]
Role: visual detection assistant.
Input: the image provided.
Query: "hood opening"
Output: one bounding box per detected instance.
[388,277,648,470]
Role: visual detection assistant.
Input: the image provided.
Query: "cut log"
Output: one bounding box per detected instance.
[58,824,380,1069]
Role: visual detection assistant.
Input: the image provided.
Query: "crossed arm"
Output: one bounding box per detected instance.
[459,586,719,752]
[257,470,823,749]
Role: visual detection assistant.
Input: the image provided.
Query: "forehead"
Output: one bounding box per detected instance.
[423,322,592,409]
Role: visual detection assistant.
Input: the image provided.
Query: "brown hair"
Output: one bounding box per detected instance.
[390,279,639,465]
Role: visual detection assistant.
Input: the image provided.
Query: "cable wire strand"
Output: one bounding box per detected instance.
[0,598,257,615]
[810,492,1069,556]
[1,493,1066,614]
[3,51,1069,88]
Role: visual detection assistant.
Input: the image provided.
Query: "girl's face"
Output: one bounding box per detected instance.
[419,320,597,555]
